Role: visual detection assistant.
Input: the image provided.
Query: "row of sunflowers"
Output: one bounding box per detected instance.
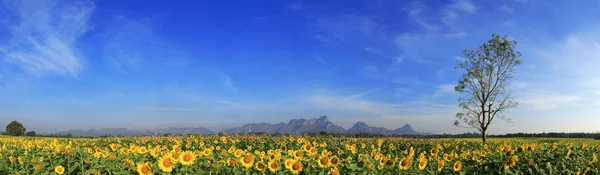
[0,135,598,174]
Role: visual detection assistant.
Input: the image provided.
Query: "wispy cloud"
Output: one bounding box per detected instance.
[434,84,456,97]
[441,0,476,30]
[217,72,238,92]
[103,17,156,72]
[313,51,325,65]
[288,1,306,10]
[404,0,438,31]
[451,0,476,14]
[150,108,212,112]
[364,47,384,55]
[0,0,95,77]
[520,94,580,111]
[445,32,468,39]
[499,4,514,13]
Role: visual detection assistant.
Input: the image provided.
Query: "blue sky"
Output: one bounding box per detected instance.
[1,0,599,134]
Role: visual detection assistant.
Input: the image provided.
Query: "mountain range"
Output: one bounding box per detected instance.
[54,115,423,137]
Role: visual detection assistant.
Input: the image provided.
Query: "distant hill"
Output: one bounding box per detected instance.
[346,122,418,135]
[56,127,213,137]
[54,115,423,137]
[221,115,420,135]
[221,116,346,134]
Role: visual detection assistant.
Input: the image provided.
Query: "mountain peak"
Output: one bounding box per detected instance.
[353,121,368,127]
[318,115,329,122]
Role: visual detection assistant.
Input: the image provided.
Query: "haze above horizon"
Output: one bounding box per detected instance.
[1,0,599,134]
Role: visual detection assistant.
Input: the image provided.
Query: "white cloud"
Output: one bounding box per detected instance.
[150,108,212,112]
[0,0,95,77]
[499,4,514,13]
[364,47,383,55]
[313,51,325,65]
[404,0,439,31]
[394,88,412,96]
[219,74,238,92]
[449,0,476,14]
[445,32,468,39]
[289,1,306,10]
[520,94,580,111]
[434,84,456,97]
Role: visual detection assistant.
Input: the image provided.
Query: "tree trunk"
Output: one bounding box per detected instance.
[481,130,487,143]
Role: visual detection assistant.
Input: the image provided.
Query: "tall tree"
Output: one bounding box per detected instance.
[454,34,522,143]
[5,120,26,136]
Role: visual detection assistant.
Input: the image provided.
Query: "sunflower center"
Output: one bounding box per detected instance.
[292,162,302,170]
[331,158,339,164]
[183,154,192,161]
[401,159,409,166]
[57,167,64,172]
[258,163,266,169]
[244,155,253,163]
[320,158,329,165]
[141,165,150,173]
[270,162,278,169]
[163,158,173,167]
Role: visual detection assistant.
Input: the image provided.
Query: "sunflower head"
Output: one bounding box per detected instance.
[158,155,174,173]
[241,154,255,168]
[136,162,152,175]
[290,160,303,174]
[54,165,65,174]
[255,161,267,171]
[453,161,462,172]
[418,158,427,170]
[268,160,279,172]
[179,151,196,166]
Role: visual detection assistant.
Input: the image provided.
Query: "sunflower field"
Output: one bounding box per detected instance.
[0,134,598,175]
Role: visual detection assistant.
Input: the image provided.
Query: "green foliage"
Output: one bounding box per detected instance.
[5,120,26,136]
[25,131,36,136]
[454,34,522,143]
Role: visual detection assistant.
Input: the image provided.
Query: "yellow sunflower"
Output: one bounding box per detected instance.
[294,150,303,159]
[241,154,255,168]
[179,151,196,166]
[399,157,411,170]
[268,160,279,172]
[54,165,65,174]
[255,161,267,172]
[318,156,330,168]
[437,160,445,172]
[418,158,427,170]
[284,158,295,169]
[590,153,597,164]
[330,156,340,167]
[453,161,462,172]
[504,156,518,170]
[290,160,303,174]
[158,155,174,173]
[234,149,244,158]
[136,162,152,175]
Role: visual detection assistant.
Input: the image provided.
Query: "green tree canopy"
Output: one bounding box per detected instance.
[5,120,26,136]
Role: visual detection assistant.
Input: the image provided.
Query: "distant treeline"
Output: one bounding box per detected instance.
[7,131,600,139]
